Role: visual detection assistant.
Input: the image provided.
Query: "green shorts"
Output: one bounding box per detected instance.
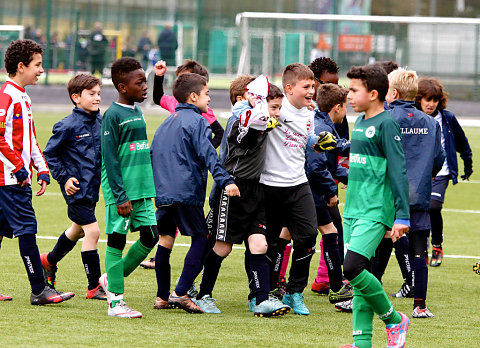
[343,218,387,260]
[105,198,156,235]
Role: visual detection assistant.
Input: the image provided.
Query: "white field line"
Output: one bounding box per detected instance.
[36,236,480,260]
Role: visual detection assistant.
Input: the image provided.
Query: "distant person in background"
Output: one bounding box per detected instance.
[89,22,108,76]
[137,31,152,70]
[157,25,177,66]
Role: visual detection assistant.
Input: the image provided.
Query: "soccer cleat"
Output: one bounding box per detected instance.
[335,299,353,313]
[194,295,221,314]
[31,285,75,305]
[328,284,353,304]
[168,291,203,313]
[86,284,107,300]
[390,283,413,298]
[175,277,199,299]
[248,297,256,312]
[270,286,285,300]
[140,257,155,269]
[40,252,57,289]
[0,293,12,301]
[99,273,113,303]
[412,306,434,318]
[153,297,171,309]
[430,246,443,267]
[386,312,409,348]
[311,281,330,295]
[254,298,290,317]
[108,299,142,318]
[473,262,480,275]
[282,292,309,315]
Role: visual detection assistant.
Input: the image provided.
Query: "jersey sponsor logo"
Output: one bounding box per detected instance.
[352,128,364,133]
[350,153,367,165]
[0,121,5,128]
[76,133,91,138]
[365,126,376,138]
[400,127,429,135]
[129,141,150,151]
[119,117,142,126]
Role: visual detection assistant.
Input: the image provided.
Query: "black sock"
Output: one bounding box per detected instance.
[48,231,77,265]
[267,238,289,291]
[155,244,172,300]
[249,253,269,304]
[394,235,412,285]
[372,238,393,282]
[244,247,255,300]
[175,236,208,296]
[81,250,102,290]
[411,257,428,300]
[287,243,315,294]
[197,249,224,299]
[322,233,343,292]
[18,234,45,295]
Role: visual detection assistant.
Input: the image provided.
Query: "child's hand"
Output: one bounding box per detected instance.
[65,177,80,196]
[154,60,167,77]
[36,179,48,196]
[117,200,133,217]
[225,183,240,197]
[390,223,409,239]
[327,195,338,207]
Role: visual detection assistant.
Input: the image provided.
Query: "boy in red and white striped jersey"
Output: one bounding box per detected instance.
[0,39,75,305]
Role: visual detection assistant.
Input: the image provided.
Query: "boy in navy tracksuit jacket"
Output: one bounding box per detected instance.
[306,83,352,308]
[415,77,473,267]
[384,69,444,318]
[150,73,239,313]
[42,74,106,300]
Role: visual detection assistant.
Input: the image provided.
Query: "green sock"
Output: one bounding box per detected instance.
[352,288,374,348]
[350,269,401,326]
[123,240,152,277]
[105,246,124,294]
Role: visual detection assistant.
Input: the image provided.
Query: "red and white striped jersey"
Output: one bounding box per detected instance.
[0,78,48,186]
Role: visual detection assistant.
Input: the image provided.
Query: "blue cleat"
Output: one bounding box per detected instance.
[248,297,256,312]
[254,298,290,317]
[282,292,309,315]
[194,295,221,314]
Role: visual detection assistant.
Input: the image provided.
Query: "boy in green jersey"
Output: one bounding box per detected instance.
[99,57,159,318]
[340,65,410,348]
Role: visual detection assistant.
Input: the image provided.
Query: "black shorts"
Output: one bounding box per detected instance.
[0,185,37,238]
[156,204,208,238]
[316,205,332,226]
[68,200,97,226]
[209,179,267,245]
[263,183,318,245]
[410,210,430,232]
[431,175,449,203]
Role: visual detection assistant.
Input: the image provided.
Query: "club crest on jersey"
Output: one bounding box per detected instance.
[13,114,22,120]
[365,126,375,138]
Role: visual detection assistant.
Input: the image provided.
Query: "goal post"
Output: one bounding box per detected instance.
[235,13,480,99]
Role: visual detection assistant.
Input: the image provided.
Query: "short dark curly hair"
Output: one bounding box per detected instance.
[4,39,43,76]
[111,57,143,90]
[374,60,399,75]
[308,57,339,79]
[347,65,389,102]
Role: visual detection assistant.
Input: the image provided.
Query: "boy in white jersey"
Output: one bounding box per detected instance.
[0,40,75,305]
[260,63,319,315]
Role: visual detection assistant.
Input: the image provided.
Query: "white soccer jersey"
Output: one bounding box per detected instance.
[260,95,315,187]
[0,78,48,186]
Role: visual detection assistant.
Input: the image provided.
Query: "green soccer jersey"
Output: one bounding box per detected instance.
[101,103,156,205]
[343,110,410,228]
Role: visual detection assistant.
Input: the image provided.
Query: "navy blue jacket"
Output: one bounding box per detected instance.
[306,111,349,207]
[44,107,102,205]
[436,108,473,184]
[151,103,234,207]
[389,100,445,211]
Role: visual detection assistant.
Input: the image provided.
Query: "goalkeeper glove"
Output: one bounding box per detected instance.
[266,117,280,130]
[314,131,337,152]
[461,158,473,181]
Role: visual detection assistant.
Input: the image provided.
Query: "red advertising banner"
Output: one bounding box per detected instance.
[338,35,372,52]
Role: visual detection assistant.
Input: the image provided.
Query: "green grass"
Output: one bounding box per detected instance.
[1,112,479,347]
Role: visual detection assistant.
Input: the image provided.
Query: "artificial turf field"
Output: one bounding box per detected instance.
[0,111,479,347]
